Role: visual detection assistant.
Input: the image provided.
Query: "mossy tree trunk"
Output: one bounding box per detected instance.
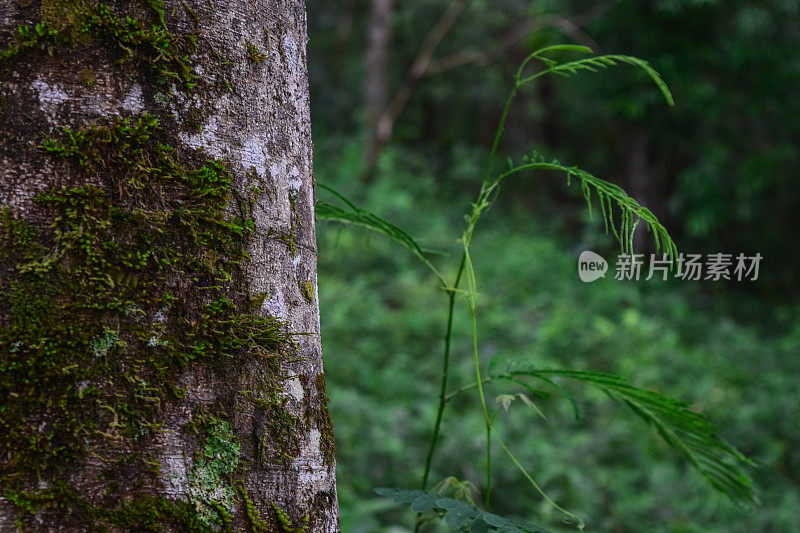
[0,0,338,531]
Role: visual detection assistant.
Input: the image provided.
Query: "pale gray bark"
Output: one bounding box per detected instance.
[0,0,338,530]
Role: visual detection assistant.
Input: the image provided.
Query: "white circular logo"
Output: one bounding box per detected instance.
[578,251,608,282]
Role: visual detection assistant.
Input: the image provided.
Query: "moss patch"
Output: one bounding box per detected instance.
[271,502,310,533]
[252,396,304,466]
[0,114,292,527]
[313,374,336,464]
[40,0,90,45]
[82,2,197,91]
[0,22,59,62]
[301,280,315,304]
[76,67,97,89]
[5,479,216,531]
[184,410,240,529]
[2,2,197,92]
[246,40,267,63]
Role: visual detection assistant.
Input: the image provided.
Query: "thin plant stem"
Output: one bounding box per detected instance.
[475,311,492,510]
[445,377,493,401]
[484,84,518,182]
[464,245,493,510]
[419,70,523,515]
[421,254,467,492]
[499,439,584,529]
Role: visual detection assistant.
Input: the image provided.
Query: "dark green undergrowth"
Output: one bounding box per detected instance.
[316,139,800,532]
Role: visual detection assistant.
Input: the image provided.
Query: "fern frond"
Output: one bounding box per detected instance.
[488,366,756,504]
[315,183,448,287]
[516,48,674,106]
[468,157,677,261]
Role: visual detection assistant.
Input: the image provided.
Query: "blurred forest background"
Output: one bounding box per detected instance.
[306,0,800,531]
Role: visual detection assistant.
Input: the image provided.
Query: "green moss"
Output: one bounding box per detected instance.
[184,410,240,529]
[255,397,304,466]
[6,480,216,532]
[267,226,299,254]
[314,374,337,464]
[271,502,310,533]
[81,2,197,91]
[2,2,197,92]
[181,1,200,24]
[40,0,89,45]
[301,281,315,304]
[298,373,336,464]
[246,40,267,63]
[268,191,303,254]
[1,114,294,528]
[239,484,270,532]
[248,290,270,311]
[0,22,60,62]
[77,67,97,89]
[1,2,327,528]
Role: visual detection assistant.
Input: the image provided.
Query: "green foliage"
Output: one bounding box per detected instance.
[495,154,677,259]
[485,367,755,504]
[0,22,59,62]
[316,182,447,287]
[316,167,797,531]
[316,44,757,531]
[375,488,549,532]
[514,46,673,106]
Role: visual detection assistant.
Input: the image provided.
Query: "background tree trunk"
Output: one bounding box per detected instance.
[364,0,393,175]
[627,127,653,254]
[0,0,338,530]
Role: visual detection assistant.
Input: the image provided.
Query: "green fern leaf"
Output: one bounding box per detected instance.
[488,367,756,504]
[517,48,674,106]
[315,183,447,287]
[374,488,551,532]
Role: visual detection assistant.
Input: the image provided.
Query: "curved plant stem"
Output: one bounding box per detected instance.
[484,84,518,182]
[464,244,493,510]
[419,69,522,517]
[499,439,584,529]
[475,310,492,510]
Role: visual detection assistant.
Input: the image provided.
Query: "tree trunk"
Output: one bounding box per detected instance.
[0,0,338,531]
[363,0,392,175]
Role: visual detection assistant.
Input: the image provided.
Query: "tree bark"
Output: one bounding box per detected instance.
[0,0,338,531]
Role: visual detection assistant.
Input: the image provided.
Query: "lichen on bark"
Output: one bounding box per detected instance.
[0,112,294,528]
[0,0,338,530]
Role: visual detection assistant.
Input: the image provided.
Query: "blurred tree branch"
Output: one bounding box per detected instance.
[363,0,468,179]
[361,1,619,180]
